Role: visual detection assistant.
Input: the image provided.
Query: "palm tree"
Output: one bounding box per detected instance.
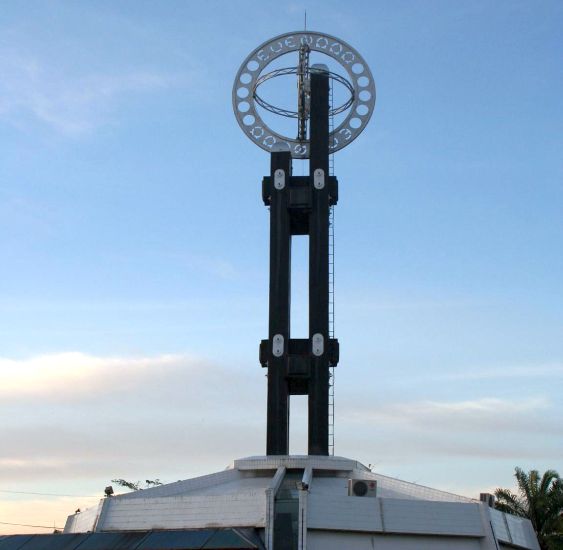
[495,468,563,550]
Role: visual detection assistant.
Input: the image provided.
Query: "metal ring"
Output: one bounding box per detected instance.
[253,67,355,119]
[233,31,376,159]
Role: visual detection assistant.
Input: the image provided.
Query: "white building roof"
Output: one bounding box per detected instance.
[63,455,540,550]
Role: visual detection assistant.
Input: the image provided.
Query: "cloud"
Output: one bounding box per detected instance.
[0,48,182,135]
[336,395,562,465]
[0,352,560,534]
[434,362,563,381]
[1,352,560,524]
[0,352,266,485]
[343,396,553,433]
[0,352,186,396]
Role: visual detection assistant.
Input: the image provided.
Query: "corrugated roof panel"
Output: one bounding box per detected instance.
[232,528,266,550]
[0,530,263,550]
[76,532,147,549]
[202,530,259,549]
[136,529,214,549]
[16,534,88,550]
[0,535,34,550]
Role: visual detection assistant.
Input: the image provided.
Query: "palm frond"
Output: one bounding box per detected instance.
[495,487,527,517]
[541,470,561,495]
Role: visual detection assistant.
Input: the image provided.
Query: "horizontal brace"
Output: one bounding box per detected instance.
[259,338,339,368]
[262,175,338,207]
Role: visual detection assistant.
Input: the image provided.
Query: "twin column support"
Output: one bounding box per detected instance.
[259,70,339,456]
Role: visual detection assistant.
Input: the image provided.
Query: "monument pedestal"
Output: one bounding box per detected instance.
[63,455,539,550]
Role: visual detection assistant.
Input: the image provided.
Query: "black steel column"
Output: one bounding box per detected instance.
[308,69,330,455]
[266,150,292,455]
[260,68,337,456]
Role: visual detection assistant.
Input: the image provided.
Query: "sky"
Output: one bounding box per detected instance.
[1,0,562,535]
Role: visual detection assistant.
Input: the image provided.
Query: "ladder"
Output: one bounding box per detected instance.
[328,81,336,456]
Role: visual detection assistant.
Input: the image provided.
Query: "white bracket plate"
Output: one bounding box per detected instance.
[312,333,324,356]
[313,168,325,190]
[274,169,285,190]
[272,334,284,357]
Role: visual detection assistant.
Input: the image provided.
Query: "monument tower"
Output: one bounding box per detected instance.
[233,31,376,456]
[51,30,541,550]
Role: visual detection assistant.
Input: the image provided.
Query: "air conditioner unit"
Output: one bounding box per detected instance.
[480,493,495,508]
[348,479,377,497]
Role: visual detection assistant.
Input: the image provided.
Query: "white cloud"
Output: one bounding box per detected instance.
[0,352,186,395]
[0,49,182,135]
[0,352,560,532]
[0,352,266,484]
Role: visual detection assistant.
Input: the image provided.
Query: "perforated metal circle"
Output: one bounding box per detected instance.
[233,31,376,159]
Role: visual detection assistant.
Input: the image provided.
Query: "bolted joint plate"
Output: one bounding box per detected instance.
[259,338,340,369]
[272,334,284,357]
[274,169,285,190]
[313,168,325,190]
[312,333,324,355]
[262,173,338,207]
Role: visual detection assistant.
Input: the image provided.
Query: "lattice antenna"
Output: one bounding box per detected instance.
[297,44,310,141]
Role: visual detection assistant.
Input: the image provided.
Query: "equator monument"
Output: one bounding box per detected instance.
[3,30,541,550]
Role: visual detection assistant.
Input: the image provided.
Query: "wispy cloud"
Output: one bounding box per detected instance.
[343,396,553,433]
[0,352,265,483]
[0,349,261,533]
[0,352,184,396]
[0,49,182,135]
[338,395,562,466]
[434,362,563,381]
[0,352,560,533]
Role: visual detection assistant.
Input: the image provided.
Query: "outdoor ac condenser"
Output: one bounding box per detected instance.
[348,479,377,497]
[480,493,496,507]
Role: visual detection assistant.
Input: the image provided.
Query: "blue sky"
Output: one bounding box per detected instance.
[0,0,562,534]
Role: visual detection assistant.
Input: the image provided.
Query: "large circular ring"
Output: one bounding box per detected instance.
[233,31,376,159]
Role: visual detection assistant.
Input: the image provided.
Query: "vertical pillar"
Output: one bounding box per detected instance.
[308,68,330,455]
[267,149,292,455]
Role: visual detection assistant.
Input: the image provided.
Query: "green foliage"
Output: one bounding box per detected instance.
[145,479,163,487]
[111,478,163,492]
[495,468,563,550]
